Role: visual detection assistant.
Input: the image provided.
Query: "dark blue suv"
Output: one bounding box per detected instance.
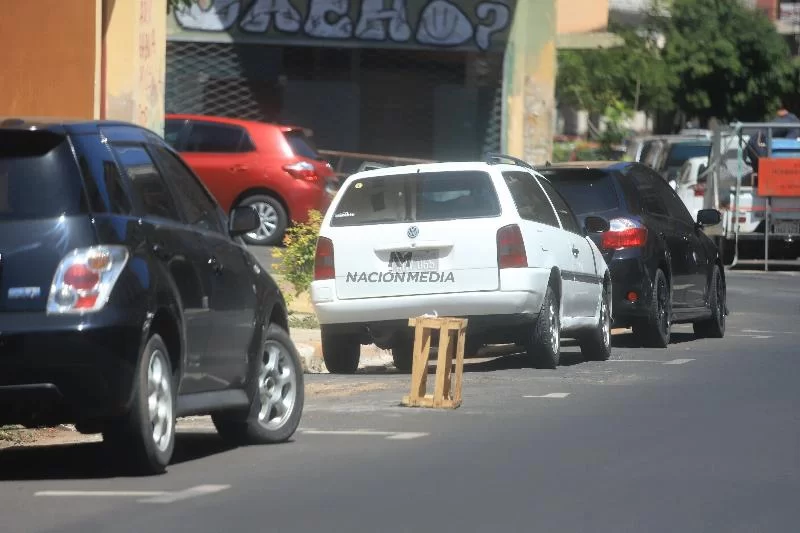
[540,162,727,348]
[0,119,304,474]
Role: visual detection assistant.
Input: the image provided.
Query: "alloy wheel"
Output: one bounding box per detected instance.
[257,340,298,430]
[147,349,174,453]
[247,201,279,242]
[549,300,560,355]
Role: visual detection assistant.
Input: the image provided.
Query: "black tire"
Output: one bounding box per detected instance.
[693,266,726,339]
[213,324,304,445]
[632,268,671,348]
[526,285,561,369]
[580,285,612,361]
[321,327,360,374]
[103,334,176,475]
[391,336,414,373]
[238,194,288,246]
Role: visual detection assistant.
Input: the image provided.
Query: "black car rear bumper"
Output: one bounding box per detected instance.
[608,257,655,328]
[0,309,146,426]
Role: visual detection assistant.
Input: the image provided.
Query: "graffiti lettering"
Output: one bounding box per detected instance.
[355,0,411,42]
[172,0,515,51]
[416,0,473,47]
[175,0,240,31]
[304,0,353,39]
[474,2,510,51]
[240,0,303,33]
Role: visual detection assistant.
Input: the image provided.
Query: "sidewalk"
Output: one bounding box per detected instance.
[289,327,395,373]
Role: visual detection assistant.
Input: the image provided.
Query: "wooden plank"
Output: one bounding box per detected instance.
[411,327,431,401]
[453,326,466,405]
[432,326,452,407]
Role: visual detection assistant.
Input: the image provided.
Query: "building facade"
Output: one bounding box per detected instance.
[165,0,614,162]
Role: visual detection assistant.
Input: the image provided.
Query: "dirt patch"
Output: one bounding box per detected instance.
[0,425,99,449]
[306,381,391,397]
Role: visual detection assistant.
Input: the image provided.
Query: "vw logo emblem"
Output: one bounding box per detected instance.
[407,226,419,239]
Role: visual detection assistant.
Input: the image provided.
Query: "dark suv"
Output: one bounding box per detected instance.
[0,119,304,474]
[540,162,727,348]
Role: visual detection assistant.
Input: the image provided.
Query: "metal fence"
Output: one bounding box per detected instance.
[165,41,504,161]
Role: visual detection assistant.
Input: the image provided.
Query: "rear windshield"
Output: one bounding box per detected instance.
[666,143,711,168]
[284,130,320,160]
[330,171,500,227]
[538,169,620,216]
[0,130,86,221]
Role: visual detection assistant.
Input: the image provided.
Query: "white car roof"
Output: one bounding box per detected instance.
[339,161,515,187]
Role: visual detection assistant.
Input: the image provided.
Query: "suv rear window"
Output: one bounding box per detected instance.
[330,170,500,227]
[665,143,711,168]
[284,130,320,160]
[0,130,86,220]
[539,169,620,216]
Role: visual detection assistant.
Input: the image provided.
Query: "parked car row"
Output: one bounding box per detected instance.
[310,155,727,373]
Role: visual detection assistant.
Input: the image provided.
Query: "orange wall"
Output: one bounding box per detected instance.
[0,0,99,118]
[557,0,609,34]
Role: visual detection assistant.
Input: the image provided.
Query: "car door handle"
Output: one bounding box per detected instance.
[230,164,249,172]
[208,256,224,275]
[151,243,172,261]
[572,246,580,256]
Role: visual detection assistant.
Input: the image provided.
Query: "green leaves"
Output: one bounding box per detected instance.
[557,0,796,125]
[271,210,323,297]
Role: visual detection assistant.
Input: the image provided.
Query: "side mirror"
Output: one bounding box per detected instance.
[696,208,722,226]
[584,215,610,234]
[229,205,260,237]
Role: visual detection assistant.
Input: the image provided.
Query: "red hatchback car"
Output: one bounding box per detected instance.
[164,114,337,245]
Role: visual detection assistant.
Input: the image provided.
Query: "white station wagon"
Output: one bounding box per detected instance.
[310,155,613,373]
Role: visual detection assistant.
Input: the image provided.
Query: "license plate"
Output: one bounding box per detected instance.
[773,220,800,235]
[388,250,439,272]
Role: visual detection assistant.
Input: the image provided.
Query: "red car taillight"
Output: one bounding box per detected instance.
[314,237,335,280]
[284,161,319,182]
[600,218,648,250]
[497,224,528,269]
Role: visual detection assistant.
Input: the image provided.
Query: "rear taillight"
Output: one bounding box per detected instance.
[497,224,528,269]
[314,237,335,280]
[284,161,319,182]
[47,246,129,314]
[600,218,648,250]
[692,182,706,197]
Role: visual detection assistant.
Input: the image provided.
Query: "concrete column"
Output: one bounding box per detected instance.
[502,0,557,165]
[103,0,167,136]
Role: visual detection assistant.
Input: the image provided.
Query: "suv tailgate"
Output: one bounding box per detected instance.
[327,170,502,300]
[0,129,95,312]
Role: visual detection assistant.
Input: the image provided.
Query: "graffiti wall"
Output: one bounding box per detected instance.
[168,0,516,52]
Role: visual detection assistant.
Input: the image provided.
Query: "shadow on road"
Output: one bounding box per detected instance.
[0,432,237,480]
[612,331,697,348]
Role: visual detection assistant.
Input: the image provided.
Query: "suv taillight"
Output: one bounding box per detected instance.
[314,237,335,280]
[284,161,319,182]
[600,218,648,250]
[692,182,706,197]
[47,246,129,314]
[497,224,528,269]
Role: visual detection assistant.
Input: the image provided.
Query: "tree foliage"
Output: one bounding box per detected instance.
[558,0,796,125]
[556,24,674,118]
[657,0,793,123]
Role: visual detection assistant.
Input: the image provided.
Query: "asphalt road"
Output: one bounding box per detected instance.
[1,270,799,533]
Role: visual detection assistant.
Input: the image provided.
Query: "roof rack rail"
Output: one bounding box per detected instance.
[484,152,535,171]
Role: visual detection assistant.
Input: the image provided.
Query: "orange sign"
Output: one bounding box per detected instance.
[758,158,800,197]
